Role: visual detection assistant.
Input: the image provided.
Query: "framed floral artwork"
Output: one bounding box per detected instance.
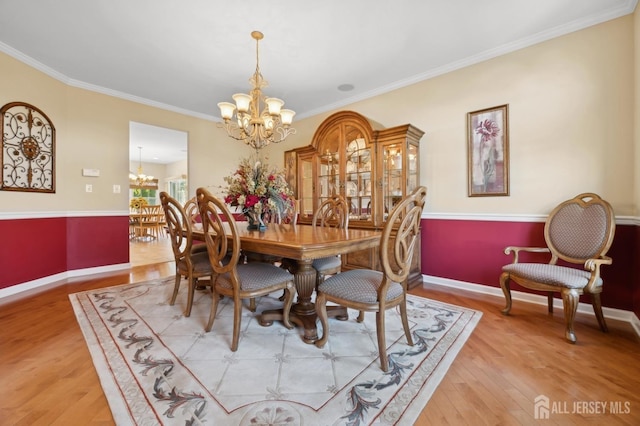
[467,104,509,196]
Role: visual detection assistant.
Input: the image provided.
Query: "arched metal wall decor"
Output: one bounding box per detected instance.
[1,102,55,193]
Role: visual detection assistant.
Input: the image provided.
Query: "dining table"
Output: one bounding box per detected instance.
[191,222,382,344]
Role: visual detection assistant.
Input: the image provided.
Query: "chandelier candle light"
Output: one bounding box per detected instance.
[217,31,296,152]
[129,146,154,186]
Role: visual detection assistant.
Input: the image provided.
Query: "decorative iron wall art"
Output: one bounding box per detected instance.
[1,102,55,193]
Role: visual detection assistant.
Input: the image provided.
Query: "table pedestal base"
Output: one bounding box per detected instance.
[260,303,348,344]
[258,258,348,344]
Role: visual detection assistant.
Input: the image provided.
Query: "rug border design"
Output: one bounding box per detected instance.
[70,279,482,425]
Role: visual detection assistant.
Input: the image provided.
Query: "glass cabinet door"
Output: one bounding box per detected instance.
[345,135,372,222]
[407,144,418,193]
[299,154,314,221]
[381,143,404,220]
[318,126,341,206]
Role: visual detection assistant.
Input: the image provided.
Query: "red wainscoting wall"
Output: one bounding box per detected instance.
[421,219,638,316]
[1,215,638,321]
[0,215,130,289]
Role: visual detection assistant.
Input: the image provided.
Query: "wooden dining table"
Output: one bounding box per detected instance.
[191,222,382,343]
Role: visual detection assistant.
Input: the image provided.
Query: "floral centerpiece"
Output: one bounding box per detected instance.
[223,156,294,230]
[129,197,148,211]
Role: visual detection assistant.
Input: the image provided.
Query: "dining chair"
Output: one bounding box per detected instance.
[500,192,615,343]
[196,187,296,352]
[136,205,165,240]
[315,186,427,372]
[311,195,350,288]
[243,197,299,265]
[160,192,214,317]
[183,196,207,255]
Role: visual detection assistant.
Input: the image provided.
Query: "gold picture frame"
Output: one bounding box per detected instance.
[467,104,509,197]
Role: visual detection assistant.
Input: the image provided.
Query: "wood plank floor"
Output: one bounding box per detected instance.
[1,237,639,425]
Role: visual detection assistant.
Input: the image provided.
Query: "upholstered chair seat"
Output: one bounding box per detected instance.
[317,269,404,303]
[502,263,601,289]
[214,263,294,291]
[311,256,342,272]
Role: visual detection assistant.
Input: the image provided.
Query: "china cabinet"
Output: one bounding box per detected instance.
[284,111,425,288]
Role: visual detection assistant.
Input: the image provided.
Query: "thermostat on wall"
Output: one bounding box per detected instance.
[82,168,100,177]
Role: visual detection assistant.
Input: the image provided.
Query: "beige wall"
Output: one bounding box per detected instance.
[285,15,636,216]
[0,14,636,217]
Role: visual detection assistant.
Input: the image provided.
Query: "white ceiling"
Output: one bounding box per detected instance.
[0,0,636,164]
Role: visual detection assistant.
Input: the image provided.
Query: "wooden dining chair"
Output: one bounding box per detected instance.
[160,192,214,317]
[315,186,427,372]
[311,195,350,287]
[196,187,296,351]
[136,205,164,240]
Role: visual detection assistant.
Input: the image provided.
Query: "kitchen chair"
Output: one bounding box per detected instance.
[196,187,295,352]
[311,195,350,288]
[315,186,427,372]
[500,192,615,343]
[136,205,165,240]
[160,192,214,317]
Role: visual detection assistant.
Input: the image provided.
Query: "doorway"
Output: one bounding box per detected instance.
[129,121,188,266]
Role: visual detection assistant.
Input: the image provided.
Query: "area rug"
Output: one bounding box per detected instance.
[69,277,481,425]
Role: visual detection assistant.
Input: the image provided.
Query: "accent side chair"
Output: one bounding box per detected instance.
[500,192,615,343]
[314,186,427,372]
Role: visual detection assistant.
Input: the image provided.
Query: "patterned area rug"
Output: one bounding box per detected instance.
[70,277,481,425]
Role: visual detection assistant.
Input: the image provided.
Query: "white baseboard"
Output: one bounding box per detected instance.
[422,274,640,337]
[2,268,639,339]
[0,263,131,304]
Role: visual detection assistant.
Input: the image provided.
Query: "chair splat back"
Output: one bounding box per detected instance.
[161,194,191,262]
[544,193,615,264]
[195,189,242,274]
[183,197,200,225]
[312,195,349,229]
[380,188,426,285]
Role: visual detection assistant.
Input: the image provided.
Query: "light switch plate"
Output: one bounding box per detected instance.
[82,168,100,177]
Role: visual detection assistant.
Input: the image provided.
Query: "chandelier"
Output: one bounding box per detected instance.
[129,146,154,186]
[217,31,296,152]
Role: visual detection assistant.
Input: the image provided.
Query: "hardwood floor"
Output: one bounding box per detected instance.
[1,238,639,425]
